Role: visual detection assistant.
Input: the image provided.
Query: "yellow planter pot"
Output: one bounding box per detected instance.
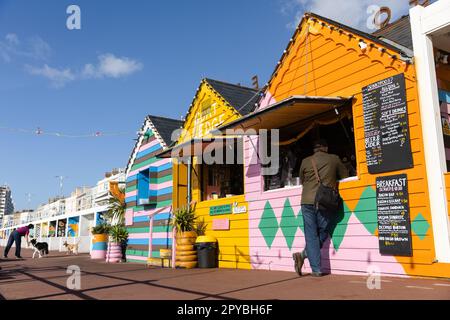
[176,250,196,256]
[177,238,197,245]
[176,244,194,251]
[175,231,198,268]
[177,254,197,262]
[176,231,197,245]
[176,261,197,269]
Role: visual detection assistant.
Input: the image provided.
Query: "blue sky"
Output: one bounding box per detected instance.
[0,0,411,210]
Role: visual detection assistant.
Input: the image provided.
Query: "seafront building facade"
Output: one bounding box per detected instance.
[0,185,14,219]
[0,169,125,253]
[151,3,450,277]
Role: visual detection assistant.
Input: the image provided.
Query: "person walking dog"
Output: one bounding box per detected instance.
[3,224,34,259]
[293,139,348,277]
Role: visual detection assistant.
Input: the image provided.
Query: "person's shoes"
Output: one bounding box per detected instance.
[15,256,23,259]
[292,252,304,276]
[311,272,323,277]
[3,255,7,259]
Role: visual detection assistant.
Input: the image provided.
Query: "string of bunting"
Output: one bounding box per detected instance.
[0,125,135,138]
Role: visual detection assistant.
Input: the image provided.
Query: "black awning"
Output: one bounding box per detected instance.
[155,137,239,159]
[212,95,352,134]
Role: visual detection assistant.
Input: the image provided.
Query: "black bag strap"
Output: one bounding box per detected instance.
[311,157,321,184]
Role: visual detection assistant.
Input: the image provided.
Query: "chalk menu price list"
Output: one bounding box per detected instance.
[362,73,413,174]
[376,174,413,256]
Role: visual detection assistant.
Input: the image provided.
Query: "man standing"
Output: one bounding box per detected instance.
[3,224,34,259]
[293,139,348,277]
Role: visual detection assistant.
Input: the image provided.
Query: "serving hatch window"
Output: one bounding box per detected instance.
[262,105,357,191]
[198,139,244,201]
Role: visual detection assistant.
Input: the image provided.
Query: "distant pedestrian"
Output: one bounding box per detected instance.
[293,139,348,277]
[3,224,34,259]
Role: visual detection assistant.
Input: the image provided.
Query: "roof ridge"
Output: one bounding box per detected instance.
[147,114,183,123]
[205,78,258,92]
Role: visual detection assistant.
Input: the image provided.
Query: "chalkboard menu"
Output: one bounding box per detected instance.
[376,174,412,256]
[362,73,413,174]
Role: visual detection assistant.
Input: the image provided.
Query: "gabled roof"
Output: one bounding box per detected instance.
[307,12,413,58]
[125,115,183,176]
[265,12,414,92]
[373,15,413,52]
[147,115,183,147]
[205,78,260,116]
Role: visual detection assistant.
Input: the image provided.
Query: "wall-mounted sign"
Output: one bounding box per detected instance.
[362,73,413,174]
[232,202,247,214]
[209,204,232,216]
[212,218,230,230]
[376,174,413,256]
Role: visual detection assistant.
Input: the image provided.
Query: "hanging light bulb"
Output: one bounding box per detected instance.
[359,40,368,52]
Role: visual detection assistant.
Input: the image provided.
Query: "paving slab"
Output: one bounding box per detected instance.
[0,248,449,300]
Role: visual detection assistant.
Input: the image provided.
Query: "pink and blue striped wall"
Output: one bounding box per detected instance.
[125,129,173,263]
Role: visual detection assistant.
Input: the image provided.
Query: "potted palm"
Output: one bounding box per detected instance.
[105,187,128,261]
[170,202,198,269]
[90,223,111,259]
[106,224,128,263]
[105,187,126,225]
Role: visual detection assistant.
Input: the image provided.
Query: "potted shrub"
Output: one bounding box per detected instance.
[194,217,207,236]
[90,223,111,260]
[170,202,198,269]
[106,224,128,263]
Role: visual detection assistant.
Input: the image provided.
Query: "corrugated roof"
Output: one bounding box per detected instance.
[147,115,183,146]
[372,15,413,51]
[205,78,260,116]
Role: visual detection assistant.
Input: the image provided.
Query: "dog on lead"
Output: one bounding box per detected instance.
[63,241,80,255]
[30,239,49,258]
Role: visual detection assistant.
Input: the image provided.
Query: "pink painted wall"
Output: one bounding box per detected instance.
[243,98,407,276]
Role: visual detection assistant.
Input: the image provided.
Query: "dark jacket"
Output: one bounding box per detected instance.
[299,151,349,205]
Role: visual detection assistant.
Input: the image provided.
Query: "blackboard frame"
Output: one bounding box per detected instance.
[376,174,413,257]
[362,73,414,174]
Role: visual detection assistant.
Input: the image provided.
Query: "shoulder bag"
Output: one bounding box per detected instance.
[311,157,342,213]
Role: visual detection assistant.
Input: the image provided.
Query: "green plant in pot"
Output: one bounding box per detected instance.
[170,203,197,233]
[109,224,129,243]
[90,223,111,260]
[106,224,129,263]
[91,223,111,235]
[194,217,208,236]
[105,187,126,225]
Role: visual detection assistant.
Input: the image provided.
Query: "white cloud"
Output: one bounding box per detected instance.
[282,0,410,31]
[25,64,75,88]
[26,53,143,88]
[82,53,143,79]
[0,34,51,63]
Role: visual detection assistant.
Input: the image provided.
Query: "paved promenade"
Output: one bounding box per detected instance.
[0,248,449,300]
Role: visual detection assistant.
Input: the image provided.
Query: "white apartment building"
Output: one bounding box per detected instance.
[0,185,14,217]
[0,169,125,253]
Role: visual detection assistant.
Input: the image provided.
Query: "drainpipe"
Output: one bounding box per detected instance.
[187,156,192,204]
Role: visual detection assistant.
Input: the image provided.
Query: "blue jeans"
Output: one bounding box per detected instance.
[4,230,22,257]
[301,204,331,273]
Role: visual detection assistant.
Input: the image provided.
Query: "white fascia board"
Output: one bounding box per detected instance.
[410,2,450,262]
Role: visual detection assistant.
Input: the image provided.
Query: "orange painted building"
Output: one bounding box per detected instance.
[215,12,450,277]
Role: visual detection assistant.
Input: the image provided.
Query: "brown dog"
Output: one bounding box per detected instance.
[63,241,79,255]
